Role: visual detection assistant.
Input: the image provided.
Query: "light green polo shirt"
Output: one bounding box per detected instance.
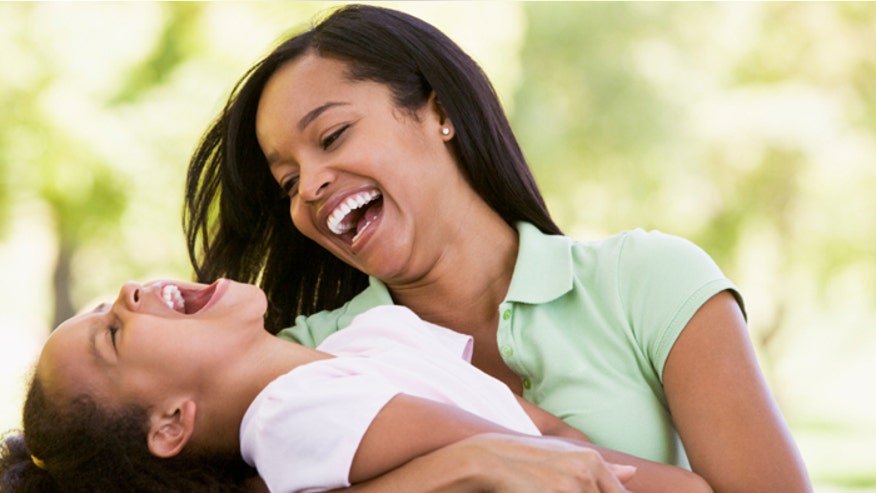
[278,222,741,466]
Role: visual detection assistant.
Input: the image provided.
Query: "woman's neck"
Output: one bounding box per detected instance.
[388,207,519,336]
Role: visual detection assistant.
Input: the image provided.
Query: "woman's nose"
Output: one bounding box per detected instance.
[116,281,142,311]
[297,165,335,202]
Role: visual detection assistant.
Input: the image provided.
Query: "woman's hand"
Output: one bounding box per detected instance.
[453,433,635,493]
[333,432,634,492]
[341,393,635,493]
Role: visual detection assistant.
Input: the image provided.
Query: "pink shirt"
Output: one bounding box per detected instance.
[240,305,539,493]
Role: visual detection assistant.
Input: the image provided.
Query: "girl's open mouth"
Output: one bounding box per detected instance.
[159,280,223,315]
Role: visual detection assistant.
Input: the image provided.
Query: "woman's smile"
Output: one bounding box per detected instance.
[322,188,383,246]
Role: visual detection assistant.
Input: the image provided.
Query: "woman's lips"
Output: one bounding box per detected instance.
[326,189,381,235]
[350,197,382,245]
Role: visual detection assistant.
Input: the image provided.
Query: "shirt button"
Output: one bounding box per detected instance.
[502,309,511,320]
[523,378,532,390]
[500,345,514,357]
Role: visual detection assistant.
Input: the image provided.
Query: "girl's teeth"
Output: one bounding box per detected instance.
[161,285,185,313]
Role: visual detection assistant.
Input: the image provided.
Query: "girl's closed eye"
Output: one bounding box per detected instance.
[320,124,350,150]
[109,322,120,349]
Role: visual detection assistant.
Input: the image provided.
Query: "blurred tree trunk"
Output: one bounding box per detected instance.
[51,229,76,330]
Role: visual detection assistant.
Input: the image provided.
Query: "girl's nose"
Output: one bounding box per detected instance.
[117,281,142,311]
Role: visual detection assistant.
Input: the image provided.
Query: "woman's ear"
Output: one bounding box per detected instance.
[147,400,197,458]
[427,92,454,140]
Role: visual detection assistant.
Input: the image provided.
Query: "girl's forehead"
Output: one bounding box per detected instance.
[38,314,104,401]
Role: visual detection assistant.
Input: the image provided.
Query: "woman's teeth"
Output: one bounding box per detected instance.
[326,190,381,235]
[161,285,185,313]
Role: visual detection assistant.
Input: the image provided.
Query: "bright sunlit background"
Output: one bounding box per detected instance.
[1,2,874,490]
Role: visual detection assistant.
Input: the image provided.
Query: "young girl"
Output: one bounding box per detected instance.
[0,278,710,492]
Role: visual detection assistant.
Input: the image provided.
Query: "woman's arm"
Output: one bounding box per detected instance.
[342,432,636,493]
[344,394,630,493]
[662,291,812,492]
[514,394,592,441]
[343,393,710,493]
[515,395,711,493]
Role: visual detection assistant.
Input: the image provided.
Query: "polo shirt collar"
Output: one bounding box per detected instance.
[365,223,573,306]
[364,275,395,304]
[506,222,574,304]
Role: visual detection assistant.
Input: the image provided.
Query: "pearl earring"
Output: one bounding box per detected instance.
[441,127,450,136]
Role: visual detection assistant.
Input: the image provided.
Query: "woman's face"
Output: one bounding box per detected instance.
[255,53,478,284]
[37,279,267,408]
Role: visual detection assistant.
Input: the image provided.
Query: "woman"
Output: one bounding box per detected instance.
[185,4,811,492]
[1,278,708,492]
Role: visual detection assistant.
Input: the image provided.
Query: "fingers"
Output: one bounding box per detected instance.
[463,434,633,492]
[608,463,638,483]
[563,449,631,493]
[526,439,632,492]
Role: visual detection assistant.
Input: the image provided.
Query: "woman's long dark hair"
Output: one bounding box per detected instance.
[185,4,561,333]
[0,376,252,492]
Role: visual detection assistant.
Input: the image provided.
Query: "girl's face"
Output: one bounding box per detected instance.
[37,279,267,408]
[255,53,480,284]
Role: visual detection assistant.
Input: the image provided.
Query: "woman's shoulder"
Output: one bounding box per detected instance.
[576,227,696,249]
[571,228,717,271]
[277,278,394,347]
[518,222,706,263]
[563,227,739,318]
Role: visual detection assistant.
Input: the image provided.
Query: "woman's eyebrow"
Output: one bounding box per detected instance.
[298,101,348,131]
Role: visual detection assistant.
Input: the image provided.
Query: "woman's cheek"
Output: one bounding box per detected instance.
[289,202,321,242]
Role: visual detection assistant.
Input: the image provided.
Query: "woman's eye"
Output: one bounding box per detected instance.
[279,176,300,198]
[320,124,350,150]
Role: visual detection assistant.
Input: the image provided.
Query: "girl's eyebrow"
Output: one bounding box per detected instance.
[91,302,110,313]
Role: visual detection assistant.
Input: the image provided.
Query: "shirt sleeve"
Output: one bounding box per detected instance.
[615,230,743,379]
[240,363,401,493]
[326,305,474,363]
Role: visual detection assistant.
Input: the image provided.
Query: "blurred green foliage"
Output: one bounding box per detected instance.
[1,2,874,490]
[515,0,876,367]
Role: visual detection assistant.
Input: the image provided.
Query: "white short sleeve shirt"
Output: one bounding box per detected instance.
[240,305,539,493]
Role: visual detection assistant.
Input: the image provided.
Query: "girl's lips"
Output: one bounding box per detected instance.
[152,279,229,315]
[181,279,228,314]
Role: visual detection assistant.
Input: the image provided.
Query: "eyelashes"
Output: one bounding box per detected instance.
[109,323,119,349]
[279,176,299,199]
[320,124,350,150]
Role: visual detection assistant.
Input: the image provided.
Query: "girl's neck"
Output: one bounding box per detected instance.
[195,335,330,453]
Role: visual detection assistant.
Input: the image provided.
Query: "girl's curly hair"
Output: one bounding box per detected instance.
[0,375,254,492]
